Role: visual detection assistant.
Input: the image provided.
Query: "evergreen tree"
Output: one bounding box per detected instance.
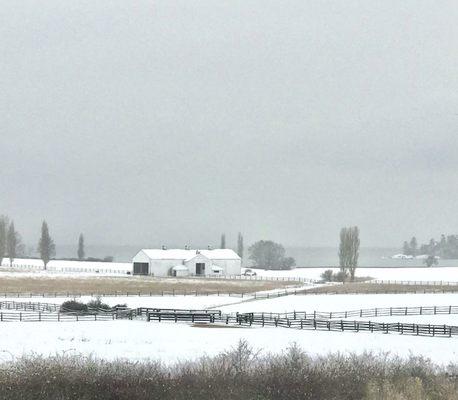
[7,222,20,266]
[402,241,410,255]
[38,220,55,270]
[78,233,85,260]
[409,237,417,256]
[0,215,8,266]
[220,233,226,249]
[338,226,360,282]
[237,232,244,259]
[424,255,439,268]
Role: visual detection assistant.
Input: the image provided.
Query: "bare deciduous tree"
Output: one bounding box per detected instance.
[338,226,360,282]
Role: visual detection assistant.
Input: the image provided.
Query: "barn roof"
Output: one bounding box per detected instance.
[140,248,241,260]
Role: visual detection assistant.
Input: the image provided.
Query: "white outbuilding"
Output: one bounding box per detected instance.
[132,248,242,277]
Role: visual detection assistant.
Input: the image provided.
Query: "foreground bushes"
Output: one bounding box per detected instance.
[60,300,88,313]
[0,341,457,400]
[60,297,111,313]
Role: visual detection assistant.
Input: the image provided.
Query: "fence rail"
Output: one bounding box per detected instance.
[370,279,458,286]
[1,303,458,338]
[0,291,254,298]
[145,305,458,338]
[237,305,458,321]
[184,274,318,284]
[138,307,221,316]
[0,312,121,322]
[232,315,458,337]
[0,300,61,312]
[2,285,458,299]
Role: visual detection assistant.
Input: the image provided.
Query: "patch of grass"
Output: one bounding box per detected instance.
[0,275,299,295]
[0,342,457,400]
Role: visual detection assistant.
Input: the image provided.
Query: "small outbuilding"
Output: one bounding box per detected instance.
[132,248,241,277]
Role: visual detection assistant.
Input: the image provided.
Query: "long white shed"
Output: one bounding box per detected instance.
[132,248,241,277]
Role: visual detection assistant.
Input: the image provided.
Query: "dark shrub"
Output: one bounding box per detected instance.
[334,270,348,282]
[320,269,334,282]
[60,300,88,313]
[87,296,111,310]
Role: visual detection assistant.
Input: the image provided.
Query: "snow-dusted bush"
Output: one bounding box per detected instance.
[0,342,456,400]
[87,296,110,310]
[60,300,88,313]
[320,269,334,282]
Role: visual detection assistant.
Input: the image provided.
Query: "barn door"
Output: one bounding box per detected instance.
[196,263,205,275]
[133,262,149,275]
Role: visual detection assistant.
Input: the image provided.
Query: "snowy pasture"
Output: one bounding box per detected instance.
[3,258,458,284]
[219,292,458,314]
[0,319,457,365]
[1,264,458,367]
[0,295,248,310]
[0,292,458,365]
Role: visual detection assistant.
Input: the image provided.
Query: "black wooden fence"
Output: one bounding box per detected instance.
[232,314,458,337]
[1,284,458,299]
[145,305,458,338]
[0,303,457,338]
[0,312,120,322]
[0,300,61,312]
[245,305,458,321]
[370,279,458,286]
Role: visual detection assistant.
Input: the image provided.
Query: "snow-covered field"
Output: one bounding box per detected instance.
[0,319,457,365]
[0,295,246,310]
[220,292,458,314]
[1,264,458,366]
[3,258,458,283]
[1,292,458,365]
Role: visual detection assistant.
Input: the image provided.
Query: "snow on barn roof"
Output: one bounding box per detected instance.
[140,248,241,260]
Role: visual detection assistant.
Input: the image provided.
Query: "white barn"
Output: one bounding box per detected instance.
[132,248,241,277]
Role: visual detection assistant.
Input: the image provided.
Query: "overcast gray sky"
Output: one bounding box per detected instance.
[1,0,457,249]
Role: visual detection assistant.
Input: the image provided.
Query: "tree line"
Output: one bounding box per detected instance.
[0,215,87,269]
[0,216,25,267]
[403,235,458,259]
[221,226,361,279]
